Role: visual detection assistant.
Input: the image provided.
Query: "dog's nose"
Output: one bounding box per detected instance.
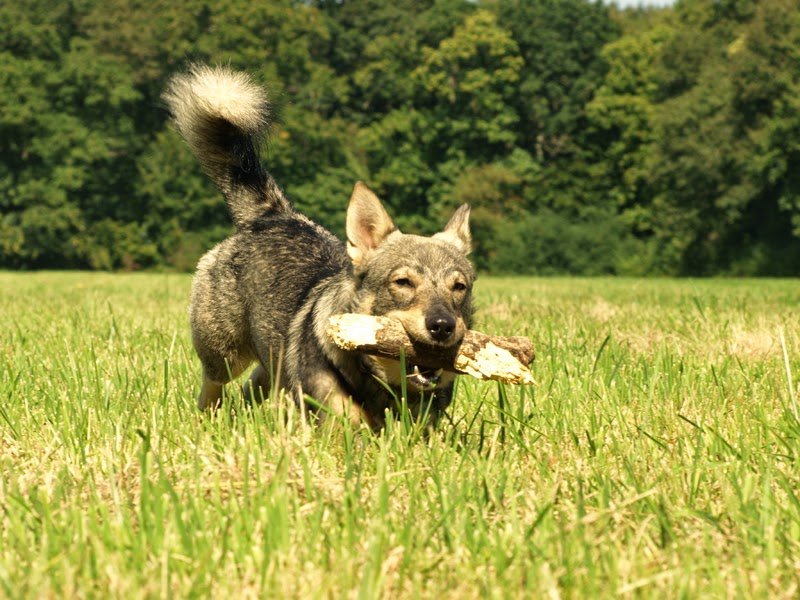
[426,312,456,342]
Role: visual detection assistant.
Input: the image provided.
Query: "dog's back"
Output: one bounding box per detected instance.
[164,65,475,430]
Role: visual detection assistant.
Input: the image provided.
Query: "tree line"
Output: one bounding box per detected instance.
[2,0,798,275]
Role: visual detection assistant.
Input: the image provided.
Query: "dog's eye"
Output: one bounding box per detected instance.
[393,277,413,288]
[453,281,467,292]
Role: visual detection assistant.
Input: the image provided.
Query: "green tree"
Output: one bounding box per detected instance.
[495,0,620,163]
[731,0,800,239]
[0,0,146,269]
[360,9,524,232]
[584,26,673,273]
[642,0,800,274]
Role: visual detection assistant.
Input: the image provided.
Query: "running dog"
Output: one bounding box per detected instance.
[163,65,474,429]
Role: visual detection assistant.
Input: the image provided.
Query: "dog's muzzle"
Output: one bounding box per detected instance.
[425,310,457,343]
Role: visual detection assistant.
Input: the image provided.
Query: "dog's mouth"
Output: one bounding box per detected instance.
[406,364,444,390]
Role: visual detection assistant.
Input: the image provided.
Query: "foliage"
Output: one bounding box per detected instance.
[0,0,799,274]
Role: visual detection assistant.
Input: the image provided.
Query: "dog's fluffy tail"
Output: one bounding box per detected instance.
[163,64,290,228]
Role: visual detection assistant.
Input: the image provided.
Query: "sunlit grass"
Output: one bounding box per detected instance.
[1,272,799,597]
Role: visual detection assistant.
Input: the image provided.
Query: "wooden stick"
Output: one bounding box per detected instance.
[326,314,536,385]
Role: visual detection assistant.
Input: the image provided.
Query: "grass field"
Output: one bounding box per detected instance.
[1,272,799,598]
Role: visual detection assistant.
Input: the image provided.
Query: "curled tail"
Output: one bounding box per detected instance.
[163,64,291,228]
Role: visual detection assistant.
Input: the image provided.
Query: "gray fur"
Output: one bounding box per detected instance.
[163,65,475,429]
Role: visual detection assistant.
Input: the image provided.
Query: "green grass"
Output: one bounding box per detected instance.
[1,272,799,598]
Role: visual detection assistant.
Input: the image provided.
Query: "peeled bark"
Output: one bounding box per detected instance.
[326,314,535,385]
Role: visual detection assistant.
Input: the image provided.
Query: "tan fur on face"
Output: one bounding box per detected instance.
[382,307,463,348]
[381,267,470,348]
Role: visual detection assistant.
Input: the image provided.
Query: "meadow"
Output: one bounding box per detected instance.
[1,272,798,598]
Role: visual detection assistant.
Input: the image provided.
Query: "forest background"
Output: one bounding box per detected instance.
[2,0,799,276]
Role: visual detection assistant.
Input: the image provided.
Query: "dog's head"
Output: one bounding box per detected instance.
[346,182,475,393]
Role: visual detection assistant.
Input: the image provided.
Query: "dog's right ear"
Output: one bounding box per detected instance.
[434,204,471,255]
[346,182,398,266]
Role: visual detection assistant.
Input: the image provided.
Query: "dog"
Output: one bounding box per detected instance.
[163,65,474,430]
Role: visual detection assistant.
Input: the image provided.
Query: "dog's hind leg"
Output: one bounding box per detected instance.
[196,351,253,411]
[190,245,254,412]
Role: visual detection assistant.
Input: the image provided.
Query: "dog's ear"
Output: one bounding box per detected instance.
[434,204,471,255]
[346,182,398,265]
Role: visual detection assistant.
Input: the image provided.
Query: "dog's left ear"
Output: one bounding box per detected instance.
[346,182,398,265]
[434,204,471,255]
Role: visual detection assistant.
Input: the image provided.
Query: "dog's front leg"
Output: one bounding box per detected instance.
[304,372,376,429]
[323,390,376,429]
[197,377,224,411]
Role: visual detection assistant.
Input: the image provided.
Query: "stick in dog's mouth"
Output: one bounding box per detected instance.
[326,313,536,385]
